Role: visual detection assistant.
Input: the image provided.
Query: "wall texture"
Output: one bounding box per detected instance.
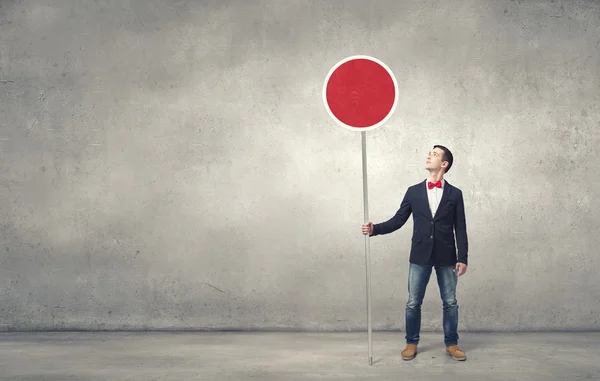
[1,0,599,332]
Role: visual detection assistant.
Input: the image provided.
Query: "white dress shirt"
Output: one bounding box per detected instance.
[426,178,444,217]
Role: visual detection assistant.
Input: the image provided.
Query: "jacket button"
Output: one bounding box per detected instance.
[430,235,433,239]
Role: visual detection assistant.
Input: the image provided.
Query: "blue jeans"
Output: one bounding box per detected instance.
[405,263,459,346]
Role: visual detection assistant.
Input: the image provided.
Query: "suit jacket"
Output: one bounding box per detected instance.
[371,179,468,266]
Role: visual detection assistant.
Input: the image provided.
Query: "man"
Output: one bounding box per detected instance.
[361,145,468,361]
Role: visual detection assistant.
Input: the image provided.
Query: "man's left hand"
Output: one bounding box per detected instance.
[455,262,467,276]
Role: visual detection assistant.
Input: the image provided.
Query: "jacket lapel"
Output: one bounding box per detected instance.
[422,179,452,221]
[420,180,434,220]
[434,180,451,220]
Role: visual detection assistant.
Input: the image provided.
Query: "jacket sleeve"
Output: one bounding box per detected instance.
[370,189,412,236]
[454,190,468,265]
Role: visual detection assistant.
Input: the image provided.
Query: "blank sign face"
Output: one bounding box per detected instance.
[323,55,398,131]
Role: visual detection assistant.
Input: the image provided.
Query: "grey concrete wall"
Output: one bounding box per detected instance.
[0,0,599,332]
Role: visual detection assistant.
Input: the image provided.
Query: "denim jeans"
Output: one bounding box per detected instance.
[405,263,459,346]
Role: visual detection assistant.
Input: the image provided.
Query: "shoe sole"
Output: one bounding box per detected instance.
[446,352,466,361]
[401,351,416,360]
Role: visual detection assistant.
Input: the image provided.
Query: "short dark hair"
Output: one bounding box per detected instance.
[433,145,453,173]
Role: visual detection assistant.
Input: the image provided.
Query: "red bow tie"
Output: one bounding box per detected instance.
[428,180,442,190]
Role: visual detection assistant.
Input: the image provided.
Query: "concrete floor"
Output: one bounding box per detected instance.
[0,332,598,380]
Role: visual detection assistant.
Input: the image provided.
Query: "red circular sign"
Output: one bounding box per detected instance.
[323,55,398,131]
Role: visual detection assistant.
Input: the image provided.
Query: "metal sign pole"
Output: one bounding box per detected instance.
[361,131,373,366]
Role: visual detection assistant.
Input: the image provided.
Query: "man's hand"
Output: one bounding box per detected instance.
[455,262,467,276]
[361,222,374,236]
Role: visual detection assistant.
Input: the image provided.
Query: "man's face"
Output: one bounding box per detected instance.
[425,148,446,172]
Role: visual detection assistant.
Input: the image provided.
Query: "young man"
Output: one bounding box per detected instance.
[361,145,468,361]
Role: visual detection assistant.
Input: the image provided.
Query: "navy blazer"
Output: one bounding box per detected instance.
[371,179,468,266]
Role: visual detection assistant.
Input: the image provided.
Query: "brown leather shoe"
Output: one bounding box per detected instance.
[446,345,466,361]
[401,344,417,360]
